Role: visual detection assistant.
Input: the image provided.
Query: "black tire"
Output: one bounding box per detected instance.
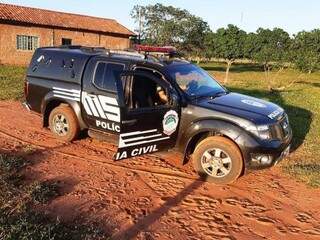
[48,104,80,142]
[192,136,243,184]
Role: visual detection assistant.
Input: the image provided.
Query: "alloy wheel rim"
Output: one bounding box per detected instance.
[53,114,69,136]
[200,148,232,178]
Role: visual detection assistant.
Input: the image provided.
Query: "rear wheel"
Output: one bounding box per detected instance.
[192,136,243,184]
[49,104,80,142]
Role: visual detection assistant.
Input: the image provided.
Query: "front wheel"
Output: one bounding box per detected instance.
[192,136,243,184]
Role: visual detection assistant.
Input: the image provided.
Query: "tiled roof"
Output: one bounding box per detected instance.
[0,3,135,36]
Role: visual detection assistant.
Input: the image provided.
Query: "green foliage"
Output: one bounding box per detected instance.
[209,24,246,61]
[291,29,320,73]
[131,4,210,56]
[130,4,320,78]
[252,28,291,68]
[205,24,247,82]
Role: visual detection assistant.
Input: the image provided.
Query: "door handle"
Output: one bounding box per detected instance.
[122,119,138,125]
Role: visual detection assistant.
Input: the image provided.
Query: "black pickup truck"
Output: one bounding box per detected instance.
[24,46,292,184]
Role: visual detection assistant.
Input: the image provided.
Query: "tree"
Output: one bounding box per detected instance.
[292,29,320,74]
[130,4,210,58]
[252,28,291,90]
[243,32,259,61]
[210,24,247,83]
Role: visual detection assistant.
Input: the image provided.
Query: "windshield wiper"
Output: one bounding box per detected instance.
[194,91,228,100]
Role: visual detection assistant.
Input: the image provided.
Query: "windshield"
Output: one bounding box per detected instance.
[167,64,226,98]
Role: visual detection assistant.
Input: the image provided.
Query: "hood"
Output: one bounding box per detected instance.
[194,92,284,124]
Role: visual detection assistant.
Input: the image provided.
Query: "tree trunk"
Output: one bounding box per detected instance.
[264,63,272,92]
[224,60,232,84]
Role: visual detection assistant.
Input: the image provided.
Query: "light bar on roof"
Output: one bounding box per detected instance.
[134,44,176,54]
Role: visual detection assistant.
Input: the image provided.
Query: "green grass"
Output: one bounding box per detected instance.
[0,65,26,100]
[29,181,60,204]
[0,153,108,240]
[201,62,320,187]
[0,63,319,188]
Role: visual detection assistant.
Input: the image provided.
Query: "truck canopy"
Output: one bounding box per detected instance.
[27,46,104,84]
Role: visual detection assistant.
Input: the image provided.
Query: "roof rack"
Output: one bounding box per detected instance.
[51,45,185,63]
[58,45,106,53]
[107,49,145,59]
[133,44,182,63]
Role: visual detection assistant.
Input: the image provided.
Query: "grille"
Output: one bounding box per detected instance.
[280,114,290,138]
[270,114,291,140]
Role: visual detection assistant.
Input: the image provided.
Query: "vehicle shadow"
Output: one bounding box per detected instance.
[0,143,208,239]
[112,178,206,240]
[228,87,313,152]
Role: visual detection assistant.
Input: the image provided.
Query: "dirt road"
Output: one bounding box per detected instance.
[0,101,319,240]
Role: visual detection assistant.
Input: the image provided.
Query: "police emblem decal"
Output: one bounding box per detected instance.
[162,110,179,135]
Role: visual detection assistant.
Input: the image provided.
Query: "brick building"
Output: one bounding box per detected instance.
[0,3,135,65]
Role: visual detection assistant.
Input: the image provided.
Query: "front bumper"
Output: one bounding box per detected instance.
[248,144,291,169]
[237,130,293,170]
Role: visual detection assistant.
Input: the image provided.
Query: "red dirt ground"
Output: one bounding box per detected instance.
[0,101,319,240]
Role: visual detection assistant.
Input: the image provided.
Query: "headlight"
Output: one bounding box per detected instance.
[246,125,272,140]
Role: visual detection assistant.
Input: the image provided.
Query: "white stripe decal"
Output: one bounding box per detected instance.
[86,96,99,117]
[120,129,157,137]
[93,97,106,119]
[53,90,80,97]
[82,97,92,115]
[124,133,162,142]
[52,87,80,94]
[119,137,170,148]
[52,87,80,102]
[53,89,120,122]
[98,95,118,106]
[53,94,80,101]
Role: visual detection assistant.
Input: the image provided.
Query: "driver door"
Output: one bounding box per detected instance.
[115,71,181,160]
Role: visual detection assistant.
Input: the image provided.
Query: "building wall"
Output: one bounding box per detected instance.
[0,23,52,65]
[0,23,131,65]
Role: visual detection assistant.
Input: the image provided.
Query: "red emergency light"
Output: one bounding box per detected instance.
[134,44,176,54]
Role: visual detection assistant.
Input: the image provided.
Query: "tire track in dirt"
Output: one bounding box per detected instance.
[1,101,320,240]
[0,129,197,181]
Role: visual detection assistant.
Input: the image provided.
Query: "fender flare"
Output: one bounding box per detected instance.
[41,91,88,130]
[179,119,258,164]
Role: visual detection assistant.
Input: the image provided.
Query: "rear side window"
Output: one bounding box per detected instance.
[93,62,124,92]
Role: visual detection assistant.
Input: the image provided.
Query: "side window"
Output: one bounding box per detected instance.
[129,74,169,109]
[93,62,124,92]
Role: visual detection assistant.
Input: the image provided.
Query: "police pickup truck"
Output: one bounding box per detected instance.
[24,46,292,184]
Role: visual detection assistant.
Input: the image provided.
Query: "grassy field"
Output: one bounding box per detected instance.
[0,65,26,100]
[0,63,319,188]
